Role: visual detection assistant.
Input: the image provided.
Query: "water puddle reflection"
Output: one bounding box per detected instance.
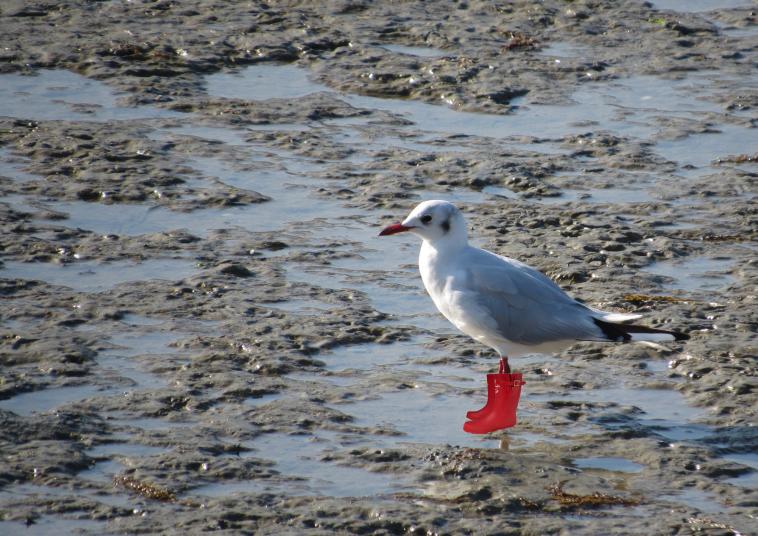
[0,147,38,183]
[0,514,106,536]
[380,44,448,57]
[205,64,736,147]
[659,487,725,514]
[643,257,735,292]
[529,385,711,443]
[721,453,758,488]
[0,70,181,122]
[1,258,199,292]
[649,0,753,12]
[195,431,407,497]
[331,387,504,449]
[0,384,118,416]
[574,456,644,473]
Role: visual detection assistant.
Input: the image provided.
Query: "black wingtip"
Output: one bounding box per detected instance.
[593,318,689,343]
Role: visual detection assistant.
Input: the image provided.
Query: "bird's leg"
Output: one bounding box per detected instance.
[498,356,510,374]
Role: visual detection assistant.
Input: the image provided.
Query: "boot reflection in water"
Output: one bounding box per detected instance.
[464,358,525,435]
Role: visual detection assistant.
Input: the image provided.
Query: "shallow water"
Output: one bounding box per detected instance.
[659,487,725,514]
[380,44,448,58]
[0,70,180,122]
[96,328,186,390]
[0,258,199,292]
[642,257,735,293]
[0,514,105,536]
[656,123,757,169]
[529,385,712,444]
[331,386,503,449]
[574,456,644,473]
[649,0,754,12]
[196,431,409,498]
[536,186,659,205]
[0,384,118,416]
[205,64,736,145]
[722,453,758,488]
[0,147,38,183]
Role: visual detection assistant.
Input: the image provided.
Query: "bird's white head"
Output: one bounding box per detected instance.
[379,200,468,246]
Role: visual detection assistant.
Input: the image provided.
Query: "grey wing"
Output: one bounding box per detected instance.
[465,250,602,345]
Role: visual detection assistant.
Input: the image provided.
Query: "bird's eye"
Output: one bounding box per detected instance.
[421,215,432,224]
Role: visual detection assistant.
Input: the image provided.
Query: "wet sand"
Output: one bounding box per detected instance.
[0,1,756,534]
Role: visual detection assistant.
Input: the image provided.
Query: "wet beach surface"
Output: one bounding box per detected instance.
[0,1,756,534]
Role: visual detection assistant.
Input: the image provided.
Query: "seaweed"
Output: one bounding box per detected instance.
[687,516,740,534]
[700,233,753,242]
[623,294,690,304]
[547,482,640,508]
[113,475,177,502]
[716,153,758,164]
[504,32,537,50]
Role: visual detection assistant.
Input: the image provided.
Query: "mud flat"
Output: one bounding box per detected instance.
[1,1,756,534]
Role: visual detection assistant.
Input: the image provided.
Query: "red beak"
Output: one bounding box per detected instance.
[379,223,412,236]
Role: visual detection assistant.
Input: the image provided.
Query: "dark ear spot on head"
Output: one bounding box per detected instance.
[441,219,450,233]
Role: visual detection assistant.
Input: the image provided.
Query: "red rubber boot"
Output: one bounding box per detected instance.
[466,359,510,420]
[463,372,524,434]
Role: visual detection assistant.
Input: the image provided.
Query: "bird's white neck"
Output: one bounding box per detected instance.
[420,234,468,264]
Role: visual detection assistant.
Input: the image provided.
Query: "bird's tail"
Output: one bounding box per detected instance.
[593,318,689,343]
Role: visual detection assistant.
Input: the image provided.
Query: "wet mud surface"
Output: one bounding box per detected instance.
[0,1,756,534]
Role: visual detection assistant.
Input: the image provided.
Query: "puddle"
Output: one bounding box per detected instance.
[657,124,756,169]
[261,297,332,315]
[188,155,313,202]
[107,330,183,358]
[86,442,169,458]
[0,69,181,122]
[153,124,251,145]
[195,431,407,497]
[722,453,758,488]
[380,44,448,57]
[243,392,281,408]
[206,64,742,153]
[332,387,505,449]
[78,459,124,484]
[642,257,735,292]
[574,456,644,473]
[722,26,758,38]
[285,263,447,331]
[644,359,676,374]
[327,342,464,373]
[206,64,329,100]
[514,431,570,446]
[18,199,170,235]
[0,148,38,183]
[0,385,118,416]
[27,198,287,237]
[110,416,195,431]
[98,331,181,390]
[538,42,595,59]
[0,482,132,512]
[660,488,725,514]
[649,0,754,12]
[119,313,164,326]
[0,258,199,292]
[536,187,657,205]
[0,515,105,536]
[16,155,329,237]
[529,386,711,443]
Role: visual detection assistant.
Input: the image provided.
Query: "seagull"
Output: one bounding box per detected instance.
[379,200,688,371]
